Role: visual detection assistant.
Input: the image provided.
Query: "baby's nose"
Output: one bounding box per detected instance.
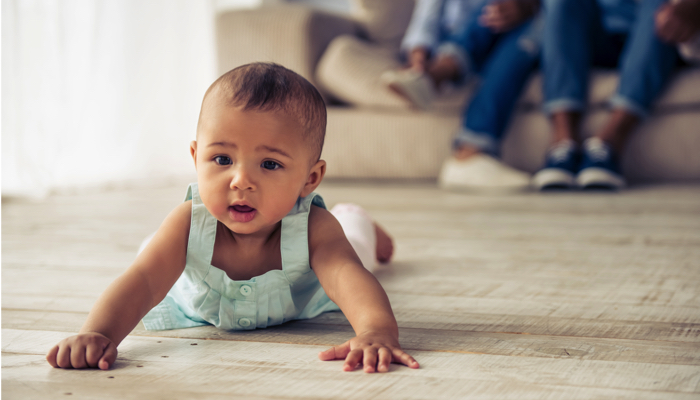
[230,166,255,191]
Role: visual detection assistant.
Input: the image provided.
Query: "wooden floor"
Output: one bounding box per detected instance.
[3,181,700,399]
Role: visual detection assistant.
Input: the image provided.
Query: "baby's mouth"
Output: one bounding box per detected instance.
[229,205,257,223]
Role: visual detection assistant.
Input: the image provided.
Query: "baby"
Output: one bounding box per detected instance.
[46,63,419,373]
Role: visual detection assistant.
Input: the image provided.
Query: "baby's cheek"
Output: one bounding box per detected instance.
[272,196,302,220]
[198,190,227,217]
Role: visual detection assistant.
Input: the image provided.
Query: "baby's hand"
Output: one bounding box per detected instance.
[318,331,419,373]
[46,332,118,370]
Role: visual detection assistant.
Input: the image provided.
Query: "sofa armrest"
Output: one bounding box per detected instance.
[216,5,358,90]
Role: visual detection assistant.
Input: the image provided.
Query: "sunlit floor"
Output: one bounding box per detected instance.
[3,181,700,399]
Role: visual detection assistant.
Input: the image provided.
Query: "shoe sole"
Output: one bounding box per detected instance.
[532,168,576,191]
[438,176,532,193]
[576,167,625,190]
[437,156,532,193]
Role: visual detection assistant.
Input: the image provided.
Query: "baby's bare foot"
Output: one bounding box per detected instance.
[374,223,394,264]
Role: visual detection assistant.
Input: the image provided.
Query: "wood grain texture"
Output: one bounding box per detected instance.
[3,181,700,399]
[4,330,700,399]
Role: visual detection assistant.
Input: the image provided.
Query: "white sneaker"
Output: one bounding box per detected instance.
[380,69,436,110]
[438,154,532,191]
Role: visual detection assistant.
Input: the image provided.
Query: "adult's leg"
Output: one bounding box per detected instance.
[534,0,605,189]
[454,18,540,155]
[432,0,500,83]
[382,0,493,108]
[542,0,602,142]
[439,18,540,191]
[600,0,679,152]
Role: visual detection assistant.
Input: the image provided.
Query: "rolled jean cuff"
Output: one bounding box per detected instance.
[543,98,586,115]
[453,127,499,155]
[609,94,648,118]
[436,42,471,81]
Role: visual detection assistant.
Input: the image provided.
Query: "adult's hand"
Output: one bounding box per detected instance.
[655,0,700,44]
[479,0,540,33]
[407,47,430,72]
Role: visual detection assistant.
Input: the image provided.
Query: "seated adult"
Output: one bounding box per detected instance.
[532,0,700,190]
[381,0,542,190]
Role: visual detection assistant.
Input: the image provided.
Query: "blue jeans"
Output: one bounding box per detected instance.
[445,9,542,155]
[542,0,678,117]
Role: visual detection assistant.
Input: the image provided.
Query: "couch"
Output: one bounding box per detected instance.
[216,0,700,183]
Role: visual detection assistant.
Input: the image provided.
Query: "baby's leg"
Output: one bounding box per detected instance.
[330,204,394,273]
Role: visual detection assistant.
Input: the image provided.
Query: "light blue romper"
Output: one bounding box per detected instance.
[141,183,339,331]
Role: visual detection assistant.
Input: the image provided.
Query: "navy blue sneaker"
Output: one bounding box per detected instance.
[532,140,580,190]
[576,137,625,190]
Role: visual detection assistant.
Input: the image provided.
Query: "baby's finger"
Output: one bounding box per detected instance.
[70,344,88,369]
[363,348,378,373]
[343,349,363,372]
[86,342,105,368]
[46,345,60,368]
[98,342,118,370]
[392,348,420,369]
[318,341,350,361]
[56,343,73,369]
[377,348,392,372]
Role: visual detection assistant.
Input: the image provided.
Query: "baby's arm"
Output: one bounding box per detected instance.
[308,206,419,373]
[46,201,192,370]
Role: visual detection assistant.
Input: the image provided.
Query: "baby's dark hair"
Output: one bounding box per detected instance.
[198,62,327,161]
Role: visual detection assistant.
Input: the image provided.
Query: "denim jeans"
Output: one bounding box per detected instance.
[542,0,678,117]
[444,8,542,155]
[401,0,487,55]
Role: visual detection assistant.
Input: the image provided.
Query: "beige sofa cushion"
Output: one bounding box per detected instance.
[316,35,406,108]
[216,5,356,89]
[351,0,415,49]
[323,106,700,182]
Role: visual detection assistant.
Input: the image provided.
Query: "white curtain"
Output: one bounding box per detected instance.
[2,0,217,198]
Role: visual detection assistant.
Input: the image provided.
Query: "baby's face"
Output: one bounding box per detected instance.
[192,104,322,236]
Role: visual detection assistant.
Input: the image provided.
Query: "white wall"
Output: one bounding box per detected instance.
[2,0,217,198]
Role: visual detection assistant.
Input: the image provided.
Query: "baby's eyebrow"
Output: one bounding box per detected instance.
[258,145,292,159]
[208,141,236,148]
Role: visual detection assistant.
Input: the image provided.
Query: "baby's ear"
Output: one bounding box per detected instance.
[301,160,326,197]
[190,141,198,168]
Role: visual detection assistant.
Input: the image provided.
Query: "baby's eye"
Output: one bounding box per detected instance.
[261,160,281,170]
[214,156,232,165]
